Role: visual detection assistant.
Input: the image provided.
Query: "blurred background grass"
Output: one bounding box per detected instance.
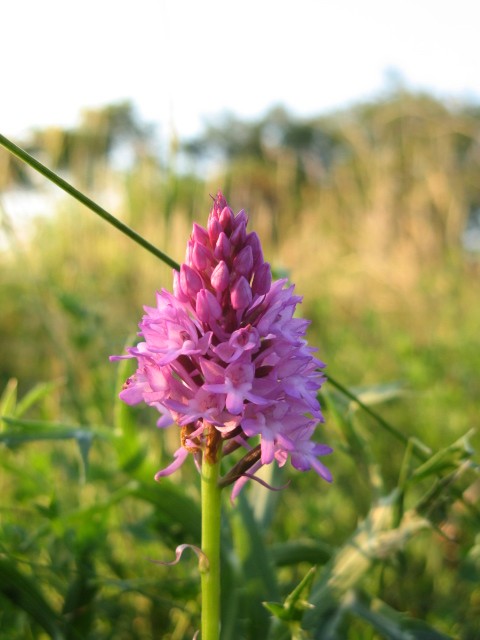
[0,91,479,639]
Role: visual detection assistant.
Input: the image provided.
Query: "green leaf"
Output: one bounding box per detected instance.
[326,375,425,455]
[263,601,289,619]
[264,567,317,623]
[269,539,332,567]
[226,491,280,639]
[129,479,201,541]
[303,492,431,634]
[351,381,407,407]
[410,429,476,482]
[15,379,64,418]
[346,590,452,639]
[62,551,98,638]
[323,388,384,495]
[0,378,18,420]
[0,417,111,480]
[0,417,111,445]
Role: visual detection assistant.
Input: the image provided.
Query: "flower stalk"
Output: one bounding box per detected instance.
[200,439,223,640]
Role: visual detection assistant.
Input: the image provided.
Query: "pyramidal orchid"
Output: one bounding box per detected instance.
[112,191,332,497]
[112,191,332,639]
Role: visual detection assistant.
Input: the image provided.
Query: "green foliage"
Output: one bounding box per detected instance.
[1,92,479,638]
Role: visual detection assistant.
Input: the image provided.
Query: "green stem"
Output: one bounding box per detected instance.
[326,373,428,459]
[0,133,180,271]
[201,453,222,640]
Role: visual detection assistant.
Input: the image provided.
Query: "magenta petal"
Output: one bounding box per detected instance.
[196,289,222,321]
[310,458,333,482]
[230,276,252,310]
[260,436,275,465]
[225,390,244,415]
[208,216,222,245]
[252,262,272,295]
[192,242,210,270]
[233,245,253,277]
[191,222,210,246]
[154,447,189,480]
[156,410,173,428]
[245,231,263,266]
[211,260,230,293]
[230,460,263,501]
[312,444,334,456]
[180,264,203,296]
[119,378,146,405]
[214,231,231,260]
[150,543,208,568]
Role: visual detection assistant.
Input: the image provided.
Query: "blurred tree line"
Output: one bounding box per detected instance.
[3,90,480,260]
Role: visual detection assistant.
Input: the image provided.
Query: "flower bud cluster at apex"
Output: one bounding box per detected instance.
[112,191,332,497]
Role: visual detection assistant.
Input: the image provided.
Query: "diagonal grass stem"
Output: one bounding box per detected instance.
[0,133,180,271]
[326,373,430,461]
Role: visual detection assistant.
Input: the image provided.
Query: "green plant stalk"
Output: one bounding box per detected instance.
[0,133,180,271]
[200,453,223,640]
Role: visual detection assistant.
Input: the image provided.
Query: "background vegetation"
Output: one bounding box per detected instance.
[0,90,479,639]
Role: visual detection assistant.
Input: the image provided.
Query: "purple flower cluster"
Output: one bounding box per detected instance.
[112,192,332,496]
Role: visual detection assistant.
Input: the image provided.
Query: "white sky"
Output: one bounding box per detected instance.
[2,0,480,141]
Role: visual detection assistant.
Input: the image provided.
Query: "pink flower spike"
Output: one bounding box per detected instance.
[112,190,331,495]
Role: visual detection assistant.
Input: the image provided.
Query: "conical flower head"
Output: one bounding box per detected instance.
[112,192,332,494]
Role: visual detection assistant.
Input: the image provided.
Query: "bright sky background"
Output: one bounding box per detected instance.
[2,0,480,141]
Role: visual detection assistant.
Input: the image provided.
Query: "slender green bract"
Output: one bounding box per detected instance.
[200,454,223,640]
[0,133,180,271]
